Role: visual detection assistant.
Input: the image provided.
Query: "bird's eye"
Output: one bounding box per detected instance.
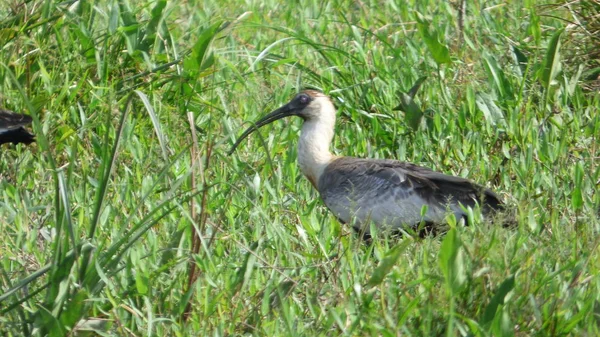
[298,94,310,105]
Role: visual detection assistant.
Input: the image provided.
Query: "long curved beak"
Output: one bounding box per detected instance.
[228,102,299,155]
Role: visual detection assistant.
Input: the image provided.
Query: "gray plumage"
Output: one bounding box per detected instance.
[0,109,35,145]
[318,157,502,233]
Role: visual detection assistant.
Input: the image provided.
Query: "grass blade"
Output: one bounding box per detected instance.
[415,12,451,65]
[135,89,168,161]
[540,28,564,89]
[480,275,515,329]
[366,240,411,289]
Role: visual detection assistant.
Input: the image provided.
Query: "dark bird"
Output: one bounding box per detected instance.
[229,90,504,235]
[0,109,35,145]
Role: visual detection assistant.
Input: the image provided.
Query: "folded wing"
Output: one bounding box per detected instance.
[318,157,502,232]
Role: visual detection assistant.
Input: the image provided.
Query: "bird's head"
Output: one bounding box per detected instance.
[228,90,335,154]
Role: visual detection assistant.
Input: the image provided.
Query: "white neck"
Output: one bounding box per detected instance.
[297,112,335,189]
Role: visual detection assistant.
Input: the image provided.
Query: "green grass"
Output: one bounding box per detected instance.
[1,0,599,335]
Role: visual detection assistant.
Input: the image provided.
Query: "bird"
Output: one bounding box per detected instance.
[229,90,504,236]
[0,109,35,145]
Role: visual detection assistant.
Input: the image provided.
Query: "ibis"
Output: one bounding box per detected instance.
[0,109,35,145]
[229,90,503,235]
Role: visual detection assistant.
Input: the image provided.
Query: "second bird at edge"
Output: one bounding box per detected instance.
[229,90,505,236]
[0,109,35,145]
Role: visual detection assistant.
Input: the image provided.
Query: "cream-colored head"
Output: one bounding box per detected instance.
[295,90,336,124]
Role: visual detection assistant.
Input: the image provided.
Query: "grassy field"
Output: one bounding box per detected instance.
[1,0,599,335]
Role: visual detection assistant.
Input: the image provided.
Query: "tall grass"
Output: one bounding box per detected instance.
[0,0,598,335]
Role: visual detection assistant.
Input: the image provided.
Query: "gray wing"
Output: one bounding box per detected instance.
[0,109,35,145]
[317,157,502,231]
[0,109,32,130]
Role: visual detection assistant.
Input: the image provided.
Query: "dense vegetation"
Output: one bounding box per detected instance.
[1,0,599,335]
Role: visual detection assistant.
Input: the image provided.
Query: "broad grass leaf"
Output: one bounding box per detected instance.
[117,0,140,53]
[36,305,66,337]
[394,77,427,131]
[46,252,76,309]
[480,275,515,328]
[135,90,168,161]
[59,289,87,329]
[572,161,584,210]
[108,2,119,34]
[439,228,466,293]
[511,46,528,77]
[476,93,505,127]
[177,278,197,317]
[563,299,595,333]
[135,271,150,295]
[482,53,513,99]
[146,0,167,39]
[491,304,513,337]
[137,0,168,51]
[540,28,564,88]
[366,240,410,288]
[184,21,222,77]
[415,12,451,65]
[408,76,427,98]
[232,241,260,293]
[396,92,423,131]
[572,187,583,211]
[528,208,540,233]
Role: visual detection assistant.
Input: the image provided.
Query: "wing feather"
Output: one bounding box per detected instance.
[0,109,35,145]
[317,157,502,232]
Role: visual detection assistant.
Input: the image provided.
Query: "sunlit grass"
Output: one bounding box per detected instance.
[0,0,599,335]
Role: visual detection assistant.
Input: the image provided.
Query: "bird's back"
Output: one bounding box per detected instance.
[317,156,502,233]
